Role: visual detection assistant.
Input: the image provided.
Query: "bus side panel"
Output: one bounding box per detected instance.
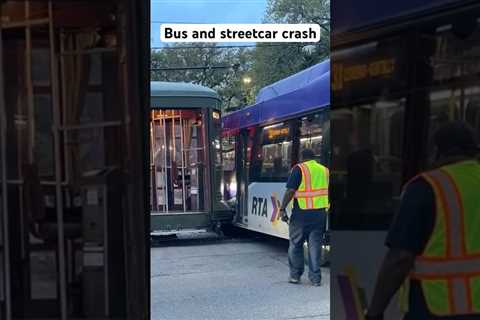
[242,182,289,240]
[331,231,403,319]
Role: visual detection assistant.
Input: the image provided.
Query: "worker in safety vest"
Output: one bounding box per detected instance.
[365,121,480,320]
[279,148,329,286]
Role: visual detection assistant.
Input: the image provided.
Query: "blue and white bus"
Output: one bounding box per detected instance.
[221,59,330,240]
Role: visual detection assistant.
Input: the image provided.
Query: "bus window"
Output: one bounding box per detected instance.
[253,122,293,181]
[466,100,480,142]
[426,90,480,165]
[299,112,330,166]
[331,99,405,230]
[424,27,480,168]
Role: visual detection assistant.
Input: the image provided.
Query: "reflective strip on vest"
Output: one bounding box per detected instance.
[294,188,328,198]
[429,169,464,257]
[408,162,480,316]
[412,259,480,277]
[298,163,313,209]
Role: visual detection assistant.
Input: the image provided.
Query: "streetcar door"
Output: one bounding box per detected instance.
[151,110,206,213]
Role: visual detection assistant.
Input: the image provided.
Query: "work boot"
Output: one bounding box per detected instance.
[289,277,300,284]
[311,279,321,286]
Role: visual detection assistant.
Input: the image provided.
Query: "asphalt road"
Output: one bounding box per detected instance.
[151,233,330,320]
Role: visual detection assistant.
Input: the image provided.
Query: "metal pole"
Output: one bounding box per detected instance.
[162,112,169,213]
[172,114,176,160]
[150,119,157,211]
[180,117,186,212]
[0,17,12,320]
[161,116,166,213]
[172,113,176,208]
[103,185,109,316]
[157,116,165,213]
[25,1,34,163]
[202,110,210,212]
[48,2,68,319]
[59,31,70,184]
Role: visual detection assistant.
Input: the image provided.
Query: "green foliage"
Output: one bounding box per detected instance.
[151,43,255,111]
[252,0,330,92]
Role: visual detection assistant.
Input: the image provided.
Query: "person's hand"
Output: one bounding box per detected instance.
[279,209,289,222]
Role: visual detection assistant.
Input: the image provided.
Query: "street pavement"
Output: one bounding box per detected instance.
[151,233,330,320]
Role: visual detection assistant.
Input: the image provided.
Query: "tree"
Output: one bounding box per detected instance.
[151,43,255,111]
[252,0,330,92]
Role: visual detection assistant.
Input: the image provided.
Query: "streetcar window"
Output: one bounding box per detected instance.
[34,95,55,178]
[150,109,207,212]
[31,48,56,179]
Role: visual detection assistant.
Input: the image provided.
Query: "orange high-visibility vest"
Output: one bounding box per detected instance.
[405,160,480,315]
[294,160,329,210]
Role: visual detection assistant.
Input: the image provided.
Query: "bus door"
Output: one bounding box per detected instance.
[235,129,251,224]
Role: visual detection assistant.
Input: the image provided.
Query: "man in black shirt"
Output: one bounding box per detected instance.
[279,149,328,286]
[366,122,480,320]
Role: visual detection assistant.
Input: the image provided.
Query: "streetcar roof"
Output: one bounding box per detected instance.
[222,59,330,133]
[151,81,221,109]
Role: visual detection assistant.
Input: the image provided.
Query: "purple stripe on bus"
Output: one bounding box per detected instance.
[337,274,361,320]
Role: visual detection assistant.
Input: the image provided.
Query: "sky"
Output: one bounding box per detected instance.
[151,0,268,48]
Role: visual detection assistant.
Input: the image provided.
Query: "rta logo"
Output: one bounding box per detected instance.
[251,197,268,217]
[270,193,281,223]
[251,193,283,224]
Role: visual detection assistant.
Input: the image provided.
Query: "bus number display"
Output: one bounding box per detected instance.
[332,58,396,92]
[267,127,289,140]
